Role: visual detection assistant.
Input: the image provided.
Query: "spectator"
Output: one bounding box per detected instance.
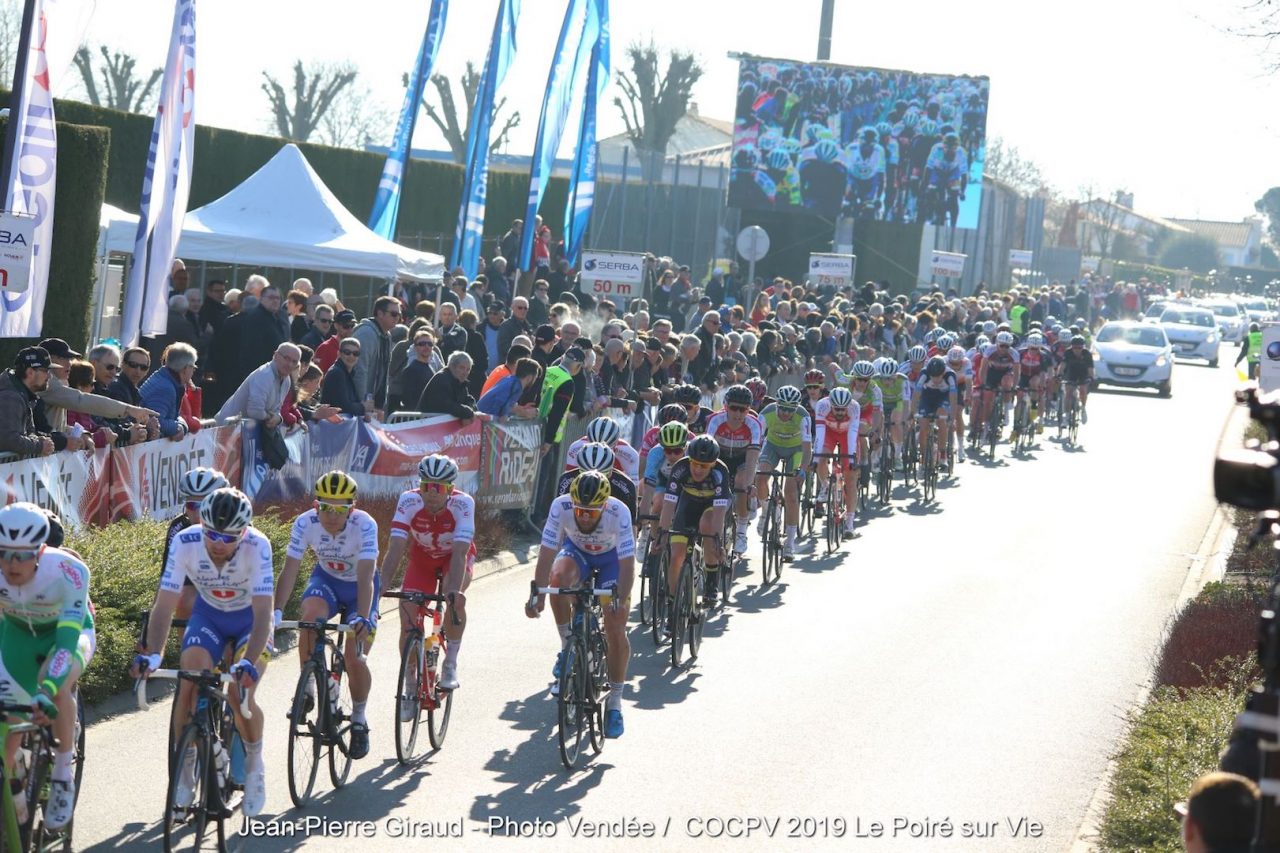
[87,344,151,445]
[224,288,243,313]
[1177,771,1257,853]
[165,294,199,348]
[533,225,552,279]
[451,276,479,316]
[140,342,199,441]
[457,309,489,398]
[486,256,512,305]
[537,346,584,455]
[300,304,335,349]
[293,363,340,424]
[417,351,476,422]
[499,296,532,356]
[315,309,356,373]
[169,258,188,296]
[199,279,229,334]
[398,330,437,413]
[352,295,401,409]
[499,220,522,272]
[482,303,505,371]
[38,337,156,434]
[531,324,557,369]
[65,360,115,448]
[434,302,467,362]
[321,337,371,417]
[0,348,56,456]
[547,260,572,303]
[530,278,553,326]
[286,289,311,343]
[240,284,289,376]
[243,273,268,300]
[477,357,540,418]
[215,342,300,430]
[598,338,636,414]
[481,343,533,396]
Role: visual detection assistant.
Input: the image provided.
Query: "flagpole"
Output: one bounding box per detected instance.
[0,0,38,202]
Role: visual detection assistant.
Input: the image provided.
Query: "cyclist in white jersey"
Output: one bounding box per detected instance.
[136,487,273,817]
[275,471,379,760]
[564,415,641,481]
[526,471,635,739]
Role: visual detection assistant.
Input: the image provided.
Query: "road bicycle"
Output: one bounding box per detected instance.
[901,415,919,486]
[758,470,789,585]
[636,514,660,629]
[717,491,745,606]
[136,671,251,852]
[798,471,817,540]
[383,590,456,763]
[667,530,713,669]
[875,421,895,505]
[1063,381,1085,447]
[530,581,612,770]
[1012,389,1033,455]
[918,415,941,503]
[986,387,1010,459]
[814,453,854,554]
[0,695,84,853]
[278,620,358,808]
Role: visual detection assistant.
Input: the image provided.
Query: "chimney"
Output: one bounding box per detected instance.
[1114,190,1133,209]
[688,101,699,116]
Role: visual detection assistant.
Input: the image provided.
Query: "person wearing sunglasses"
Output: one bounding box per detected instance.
[813,386,861,538]
[157,467,229,622]
[754,386,812,562]
[0,502,94,831]
[555,441,638,522]
[527,470,635,739]
[274,471,379,760]
[974,331,1021,443]
[381,455,474,696]
[565,416,641,482]
[135,487,274,818]
[641,422,689,557]
[706,384,763,556]
[657,434,732,606]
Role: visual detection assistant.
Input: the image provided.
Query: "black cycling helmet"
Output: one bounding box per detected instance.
[1252,322,1261,333]
[1070,334,1086,346]
[687,434,720,464]
[43,509,64,549]
[659,403,687,425]
[674,384,702,405]
[723,384,752,407]
[925,356,947,377]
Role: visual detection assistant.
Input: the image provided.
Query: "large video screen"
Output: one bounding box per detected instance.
[728,56,990,229]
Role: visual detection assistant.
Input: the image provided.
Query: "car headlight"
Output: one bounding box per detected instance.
[1091,350,1101,360]
[1155,355,1167,367]
[1207,334,1217,344]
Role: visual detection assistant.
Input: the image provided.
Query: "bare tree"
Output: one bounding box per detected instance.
[0,0,19,86]
[613,41,703,180]
[261,61,358,142]
[984,136,1050,197]
[417,62,521,163]
[317,81,395,150]
[1077,186,1129,266]
[71,45,162,113]
[1227,0,1280,69]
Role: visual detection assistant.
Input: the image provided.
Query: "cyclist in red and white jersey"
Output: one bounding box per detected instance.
[813,387,860,538]
[706,384,763,554]
[1015,333,1053,436]
[945,346,972,461]
[974,332,1021,442]
[565,416,640,481]
[380,454,474,693]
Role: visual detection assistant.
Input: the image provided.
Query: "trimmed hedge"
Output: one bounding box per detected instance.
[0,118,110,367]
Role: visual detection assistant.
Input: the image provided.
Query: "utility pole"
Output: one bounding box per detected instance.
[817,0,835,61]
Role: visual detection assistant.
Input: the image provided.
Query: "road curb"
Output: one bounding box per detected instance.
[1069,400,1246,852]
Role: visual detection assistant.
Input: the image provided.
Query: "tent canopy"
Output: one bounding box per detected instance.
[99,144,443,282]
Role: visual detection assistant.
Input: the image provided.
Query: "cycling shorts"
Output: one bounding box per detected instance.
[759,441,804,472]
[403,551,476,597]
[1017,371,1044,390]
[0,620,94,705]
[183,603,271,667]
[818,431,857,468]
[721,454,749,484]
[1062,368,1091,384]
[917,396,951,419]
[670,497,719,545]
[557,540,622,589]
[983,369,1013,391]
[303,565,382,641]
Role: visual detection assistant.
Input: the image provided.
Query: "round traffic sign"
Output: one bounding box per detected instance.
[736,225,770,262]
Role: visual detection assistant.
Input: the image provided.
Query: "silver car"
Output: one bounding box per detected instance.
[1092,321,1173,396]
[1159,307,1219,366]
[1203,300,1246,343]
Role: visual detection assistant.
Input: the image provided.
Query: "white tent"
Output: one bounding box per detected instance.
[98,144,444,281]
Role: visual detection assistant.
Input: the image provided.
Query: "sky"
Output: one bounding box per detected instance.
[52,0,1280,223]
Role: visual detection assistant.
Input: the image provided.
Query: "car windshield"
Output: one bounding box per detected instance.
[1207,303,1239,317]
[1143,303,1168,317]
[1244,299,1269,311]
[1161,310,1215,328]
[1096,325,1167,347]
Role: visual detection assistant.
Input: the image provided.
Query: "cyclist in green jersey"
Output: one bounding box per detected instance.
[754,386,813,561]
[872,358,910,462]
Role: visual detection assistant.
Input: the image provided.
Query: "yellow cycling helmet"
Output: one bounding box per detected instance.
[569,470,610,508]
[315,470,358,502]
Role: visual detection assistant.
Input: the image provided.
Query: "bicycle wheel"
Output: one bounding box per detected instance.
[719,514,736,605]
[670,558,689,669]
[24,733,48,852]
[649,550,668,648]
[798,473,815,539]
[286,662,323,808]
[394,634,424,764]
[987,398,1000,459]
[556,643,586,770]
[328,651,353,789]
[686,557,704,662]
[637,540,653,626]
[587,623,608,755]
[427,637,454,751]
[759,496,777,586]
[164,724,209,852]
[922,430,936,502]
[877,440,892,503]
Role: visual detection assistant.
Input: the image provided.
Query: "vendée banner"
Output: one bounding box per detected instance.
[517,0,597,271]
[450,0,519,278]
[0,447,111,528]
[562,0,610,267]
[110,423,241,520]
[478,418,541,509]
[121,0,198,346]
[368,0,449,241]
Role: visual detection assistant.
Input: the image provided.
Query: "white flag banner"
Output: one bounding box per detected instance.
[121,0,196,346]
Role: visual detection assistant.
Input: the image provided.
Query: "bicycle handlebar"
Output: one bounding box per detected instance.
[277,620,355,634]
[382,590,449,605]
[136,669,252,720]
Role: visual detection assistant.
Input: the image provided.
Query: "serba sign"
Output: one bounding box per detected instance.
[583,258,640,274]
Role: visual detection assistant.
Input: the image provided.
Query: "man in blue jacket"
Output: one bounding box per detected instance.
[477,358,540,418]
[139,342,198,440]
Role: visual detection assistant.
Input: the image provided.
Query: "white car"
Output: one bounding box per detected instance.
[1159,307,1220,366]
[1092,321,1173,397]
[1203,300,1246,343]
[1240,297,1275,325]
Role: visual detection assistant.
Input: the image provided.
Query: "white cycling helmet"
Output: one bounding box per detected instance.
[418,453,459,483]
[982,321,997,334]
[199,488,253,534]
[829,387,853,408]
[995,331,1015,345]
[1026,333,1044,347]
[852,360,877,378]
[947,346,966,362]
[908,345,927,362]
[179,466,228,500]
[876,358,898,377]
[577,441,615,473]
[584,416,621,446]
[976,335,990,348]
[0,502,50,549]
[775,385,804,406]
[937,334,955,350]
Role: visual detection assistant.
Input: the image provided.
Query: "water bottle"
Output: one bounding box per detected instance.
[212,739,230,788]
[328,670,341,712]
[229,731,245,786]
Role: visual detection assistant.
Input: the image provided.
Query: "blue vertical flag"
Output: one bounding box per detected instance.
[562,0,609,267]
[368,0,449,241]
[517,0,598,272]
[450,0,519,278]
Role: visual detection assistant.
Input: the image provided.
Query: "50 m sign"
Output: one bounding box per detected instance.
[580,250,646,301]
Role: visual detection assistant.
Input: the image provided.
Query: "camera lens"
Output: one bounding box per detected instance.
[1267,340,1280,361]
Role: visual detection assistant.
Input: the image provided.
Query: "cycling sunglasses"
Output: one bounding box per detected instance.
[420,480,453,494]
[185,501,201,513]
[662,446,685,456]
[726,404,749,413]
[318,501,353,515]
[573,505,603,521]
[203,528,241,544]
[689,459,714,471]
[0,548,39,562]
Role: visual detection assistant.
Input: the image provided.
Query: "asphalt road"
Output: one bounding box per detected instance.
[76,349,1239,853]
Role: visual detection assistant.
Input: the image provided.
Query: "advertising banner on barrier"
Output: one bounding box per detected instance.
[111,424,242,520]
[479,418,542,508]
[0,447,111,528]
[239,421,314,504]
[350,415,482,497]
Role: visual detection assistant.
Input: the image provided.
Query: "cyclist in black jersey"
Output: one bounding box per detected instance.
[1059,335,1094,421]
[658,436,732,607]
[556,442,638,521]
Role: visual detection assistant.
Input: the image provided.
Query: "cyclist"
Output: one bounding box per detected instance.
[637,403,688,524]
[380,454,474,697]
[974,331,1021,442]
[844,361,884,473]
[802,368,827,422]
[136,488,272,817]
[1060,334,1094,422]
[755,386,813,561]
[162,467,229,620]
[557,441,638,520]
[945,346,972,462]
[845,127,884,218]
[675,384,712,435]
[745,376,770,412]
[706,384,763,555]
[661,435,732,605]
[0,503,92,830]
[274,471,379,760]
[912,357,959,473]
[872,357,909,464]
[527,470,634,738]
[1015,332,1054,437]
[898,345,928,384]
[643,422,689,525]
[565,415,640,482]
[813,386,860,538]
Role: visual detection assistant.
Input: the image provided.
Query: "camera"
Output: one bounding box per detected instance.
[1215,387,1280,510]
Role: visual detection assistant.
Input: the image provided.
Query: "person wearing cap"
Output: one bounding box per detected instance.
[1177,771,1257,852]
[530,324,558,370]
[314,309,356,373]
[538,347,584,454]
[0,348,58,457]
[35,338,157,435]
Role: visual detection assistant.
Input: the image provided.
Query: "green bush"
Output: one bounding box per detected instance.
[1098,659,1253,852]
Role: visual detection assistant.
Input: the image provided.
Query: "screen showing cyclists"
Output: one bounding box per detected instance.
[728,55,990,228]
